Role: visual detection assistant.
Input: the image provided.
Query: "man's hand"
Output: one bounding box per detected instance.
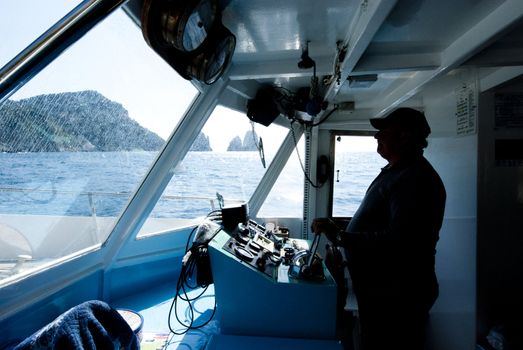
[311,218,342,245]
[311,217,335,234]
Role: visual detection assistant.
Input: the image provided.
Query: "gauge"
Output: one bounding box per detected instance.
[143,0,218,53]
[161,0,218,53]
[188,24,236,84]
[181,0,217,51]
[204,29,235,83]
[142,0,235,85]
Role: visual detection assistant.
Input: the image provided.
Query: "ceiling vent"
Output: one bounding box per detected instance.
[347,74,378,88]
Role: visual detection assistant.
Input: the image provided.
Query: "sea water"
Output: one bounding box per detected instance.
[0,151,384,218]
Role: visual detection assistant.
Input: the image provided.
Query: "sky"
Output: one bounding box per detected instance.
[0,1,377,154]
[1,1,194,139]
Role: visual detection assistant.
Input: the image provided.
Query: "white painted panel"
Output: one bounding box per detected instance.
[423,90,478,349]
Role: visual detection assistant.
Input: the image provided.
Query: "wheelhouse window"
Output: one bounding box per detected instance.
[258,138,305,218]
[0,0,82,68]
[138,106,289,237]
[332,135,386,217]
[0,7,197,283]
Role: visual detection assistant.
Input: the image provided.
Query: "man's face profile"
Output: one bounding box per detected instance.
[374,126,402,162]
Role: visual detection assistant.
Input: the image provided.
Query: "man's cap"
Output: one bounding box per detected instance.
[370,107,431,138]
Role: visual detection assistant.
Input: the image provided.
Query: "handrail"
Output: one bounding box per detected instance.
[0,186,222,202]
[0,186,245,214]
[0,0,128,104]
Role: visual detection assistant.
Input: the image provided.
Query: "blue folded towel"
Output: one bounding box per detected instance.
[13,300,139,350]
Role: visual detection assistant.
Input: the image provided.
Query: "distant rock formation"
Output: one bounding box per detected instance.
[227,130,260,151]
[0,90,211,152]
[0,91,163,152]
[190,132,212,151]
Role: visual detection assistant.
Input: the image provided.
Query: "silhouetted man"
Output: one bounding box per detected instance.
[313,107,446,350]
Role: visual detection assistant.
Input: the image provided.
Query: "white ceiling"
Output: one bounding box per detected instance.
[125,0,523,121]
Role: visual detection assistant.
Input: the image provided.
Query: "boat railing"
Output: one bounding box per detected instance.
[0,186,238,217]
[0,186,243,279]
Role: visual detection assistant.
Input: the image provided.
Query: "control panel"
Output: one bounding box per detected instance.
[208,221,337,339]
[222,220,324,281]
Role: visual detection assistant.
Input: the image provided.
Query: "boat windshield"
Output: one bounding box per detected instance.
[0,6,197,282]
[137,105,291,238]
[0,0,83,69]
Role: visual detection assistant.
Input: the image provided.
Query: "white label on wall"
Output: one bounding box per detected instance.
[456,81,477,136]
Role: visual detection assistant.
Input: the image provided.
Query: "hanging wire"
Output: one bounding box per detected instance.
[309,106,338,127]
[166,212,221,336]
[289,121,323,189]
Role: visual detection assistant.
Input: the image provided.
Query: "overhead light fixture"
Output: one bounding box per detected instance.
[141,0,235,84]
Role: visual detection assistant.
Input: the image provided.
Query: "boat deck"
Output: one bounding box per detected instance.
[113,284,344,350]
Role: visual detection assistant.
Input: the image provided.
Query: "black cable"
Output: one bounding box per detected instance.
[168,254,215,335]
[310,106,338,127]
[166,211,221,336]
[168,261,216,335]
[290,121,323,189]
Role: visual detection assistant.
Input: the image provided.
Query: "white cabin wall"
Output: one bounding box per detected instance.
[422,70,478,350]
